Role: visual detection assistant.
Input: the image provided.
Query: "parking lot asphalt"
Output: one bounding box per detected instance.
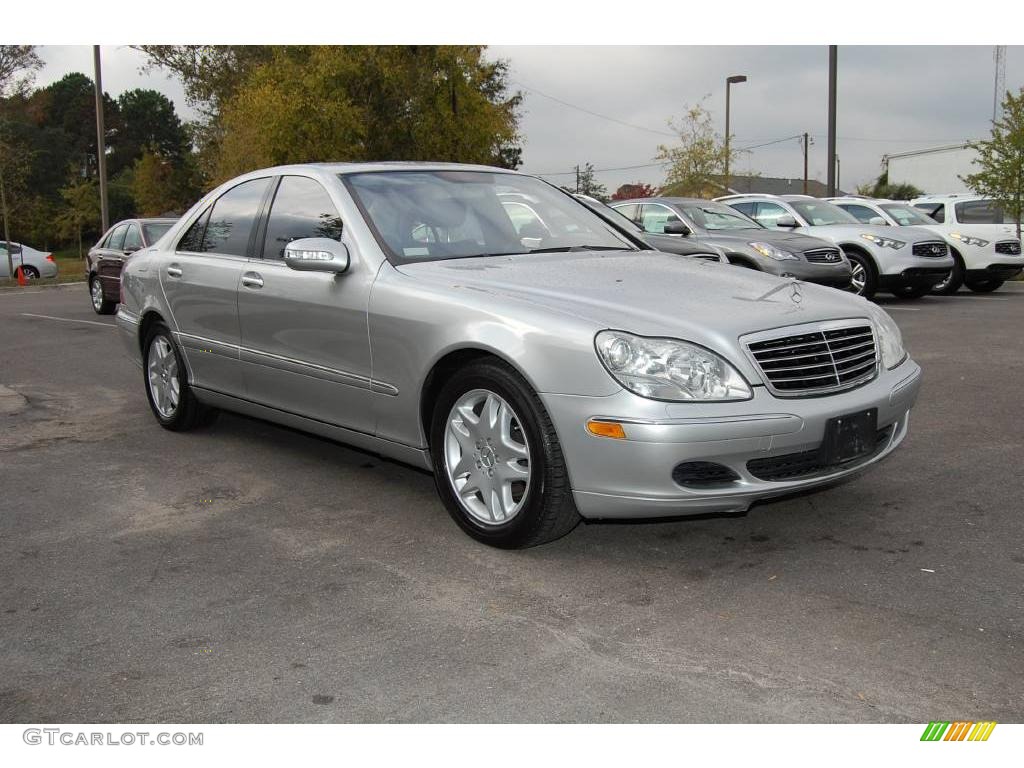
[1,282,1022,723]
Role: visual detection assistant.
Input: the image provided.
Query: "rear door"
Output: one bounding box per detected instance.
[236,174,375,434]
[96,223,129,295]
[161,177,273,395]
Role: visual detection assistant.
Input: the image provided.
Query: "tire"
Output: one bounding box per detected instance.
[89,275,116,315]
[889,283,931,299]
[931,251,964,295]
[429,359,580,548]
[844,250,878,299]
[19,265,40,280]
[143,322,218,431]
[964,278,1004,293]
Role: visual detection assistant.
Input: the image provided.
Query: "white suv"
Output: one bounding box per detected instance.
[908,195,1023,293]
[717,194,953,300]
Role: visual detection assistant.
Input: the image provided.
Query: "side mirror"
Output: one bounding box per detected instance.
[283,238,350,273]
[869,216,888,226]
[775,215,799,228]
[663,220,691,236]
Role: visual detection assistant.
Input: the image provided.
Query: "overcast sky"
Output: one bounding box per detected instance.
[36,45,1024,193]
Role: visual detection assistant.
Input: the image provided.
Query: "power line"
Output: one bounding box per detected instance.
[512,80,677,138]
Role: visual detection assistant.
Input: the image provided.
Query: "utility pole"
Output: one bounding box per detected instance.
[724,74,747,193]
[993,45,1007,123]
[835,155,841,194]
[93,45,109,235]
[826,45,838,197]
[575,164,580,194]
[801,132,810,195]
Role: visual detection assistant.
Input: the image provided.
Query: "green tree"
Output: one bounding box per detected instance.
[131,148,202,216]
[856,171,922,201]
[963,88,1024,241]
[112,88,191,174]
[55,176,100,258]
[561,163,608,201]
[656,100,739,198]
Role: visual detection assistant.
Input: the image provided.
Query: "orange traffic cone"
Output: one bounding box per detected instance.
[16,266,27,286]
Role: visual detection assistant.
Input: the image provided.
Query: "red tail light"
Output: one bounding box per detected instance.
[46,254,55,262]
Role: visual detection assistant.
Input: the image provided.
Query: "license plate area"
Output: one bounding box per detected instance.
[820,408,878,466]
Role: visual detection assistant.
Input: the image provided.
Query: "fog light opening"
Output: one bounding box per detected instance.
[672,461,741,488]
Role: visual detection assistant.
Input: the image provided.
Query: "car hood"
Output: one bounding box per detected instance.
[396,250,875,357]
[798,223,941,244]
[693,228,836,253]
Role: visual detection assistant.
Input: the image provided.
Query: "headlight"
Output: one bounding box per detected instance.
[860,233,906,250]
[867,304,907,370]
[949,232,990,247]
[749,242,798,261]
[595,330,752,401]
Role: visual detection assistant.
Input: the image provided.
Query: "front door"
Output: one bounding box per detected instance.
[161,176,273,396]
[236,175,375,435]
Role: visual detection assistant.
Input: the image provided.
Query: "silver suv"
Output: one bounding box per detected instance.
[117,163,921,548]
[718,194,953,299]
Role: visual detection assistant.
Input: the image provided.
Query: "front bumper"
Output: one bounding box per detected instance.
[874,246,953,278]
[763,259,852,287]
[540,359,922,519]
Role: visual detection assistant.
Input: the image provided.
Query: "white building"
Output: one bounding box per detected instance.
[884,143,980,194]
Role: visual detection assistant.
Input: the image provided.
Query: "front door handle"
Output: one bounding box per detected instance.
[241,272,264,289]
[166,264,183,278]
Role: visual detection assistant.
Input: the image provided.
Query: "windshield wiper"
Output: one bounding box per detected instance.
[527,245,630,254]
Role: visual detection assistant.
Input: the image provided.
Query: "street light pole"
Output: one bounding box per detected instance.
[826,45,838,197]
[724,74,747,193]
[93,45,109,235]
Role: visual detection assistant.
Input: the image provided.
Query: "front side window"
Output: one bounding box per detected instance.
[678,203,761,231]
[751,202,790,228]
[107,224,129,251]
[879,203,936,226]
[123,224,143,252]
[201,177,272,257]
[639,204,679,234]
[788,200,858,226]
[0,242,23,255]
[343,170,635,264]
[955,200,1013,224]
[914,203,945,223]
[839,204,881,224]
[611,203,639,222]
[262,176,344,260]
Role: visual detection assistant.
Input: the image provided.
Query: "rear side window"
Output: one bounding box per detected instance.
[955,200,1009,224]
[202,178,272,257]
[142,222,172,244]
[261,176,343,260]
[107,224,129,251]
[178,208,211,252]
[914,203,944,223]
[123,224,143,252]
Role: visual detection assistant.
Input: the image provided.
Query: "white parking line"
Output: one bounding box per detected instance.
[882,306,921,312]
[20,312,115,328]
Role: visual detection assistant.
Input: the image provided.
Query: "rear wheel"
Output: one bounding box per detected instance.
[890,283,931,299]
[19,265,40,280]
[844,251,878,299]
[143,322,218,431]
[430,359,579,548]
[964,277,1004,293]
[89,275,116,314]
[931,251,964,295]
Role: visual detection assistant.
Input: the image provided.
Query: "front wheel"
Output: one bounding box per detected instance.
[964,278,1004,293]
[89,275,116,314]
[845,251,878,299]
[143,323,218,431]
[19,265,40,280]
[931,253,964,295]
[430,359,580,548]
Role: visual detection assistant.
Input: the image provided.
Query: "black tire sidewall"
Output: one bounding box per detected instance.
[932,252,964,295]
[429,362,559,548]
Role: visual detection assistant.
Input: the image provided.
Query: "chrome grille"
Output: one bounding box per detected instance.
[912,241,949,258]
[745,324,878,396]
[995,240,1021,255]
[804,247,843,264]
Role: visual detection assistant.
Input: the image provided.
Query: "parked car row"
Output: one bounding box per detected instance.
[110,162,923,548]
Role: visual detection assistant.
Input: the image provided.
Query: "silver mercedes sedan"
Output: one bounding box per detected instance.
[116,162,922,548]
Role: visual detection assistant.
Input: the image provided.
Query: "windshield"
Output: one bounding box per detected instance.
[343,171,636,263]
[789,200,859,226]
[879,203,936,226]
[678,202,762,231]
[142,223,173,243]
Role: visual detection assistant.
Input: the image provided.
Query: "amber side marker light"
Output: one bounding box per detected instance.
[586,420,627,439]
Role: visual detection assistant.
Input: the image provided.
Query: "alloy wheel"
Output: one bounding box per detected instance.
[848,261,867,295]
[147,336,180,419]
[90,279,104,311]
[443,389,531,525]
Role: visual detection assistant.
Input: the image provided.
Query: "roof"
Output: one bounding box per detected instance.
[710,174,846,198]
[301,161,515,175]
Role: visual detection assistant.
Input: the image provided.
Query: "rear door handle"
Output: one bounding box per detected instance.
[166,264,183,278]
[241,272,264,289]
